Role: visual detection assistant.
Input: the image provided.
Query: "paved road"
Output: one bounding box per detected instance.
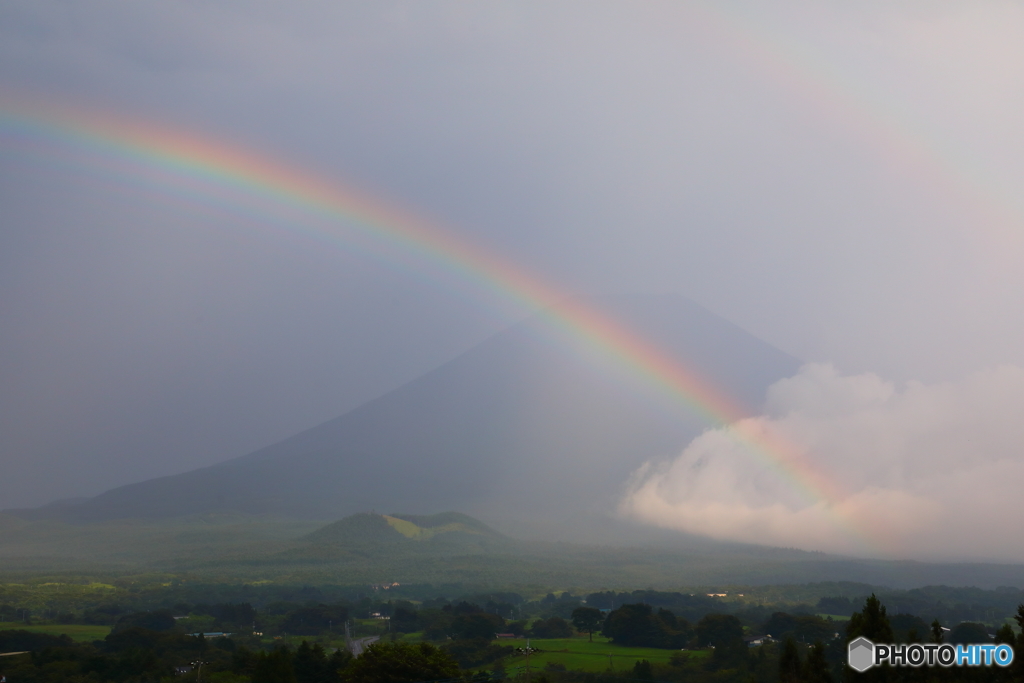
[349,636,379,656]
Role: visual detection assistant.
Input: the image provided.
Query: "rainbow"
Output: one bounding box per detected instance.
[694,4,1022,251]
[0,93,866,550]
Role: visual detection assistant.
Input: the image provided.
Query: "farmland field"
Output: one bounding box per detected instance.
[497,637,707,673]
[0,622,111,642]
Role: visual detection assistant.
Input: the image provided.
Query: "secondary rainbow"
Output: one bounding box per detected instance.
[693,3,1022,250]
[0,96,863,547]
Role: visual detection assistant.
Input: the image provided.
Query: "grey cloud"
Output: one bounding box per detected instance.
[2,2,1024,519]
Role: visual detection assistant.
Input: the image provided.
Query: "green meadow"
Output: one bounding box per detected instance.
[0,622,111,642]
[497,637,707,673]
[816,613,851,621]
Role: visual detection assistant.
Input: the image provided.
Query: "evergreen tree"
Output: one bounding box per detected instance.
[329,648,352,676]
[695,613,746,669]
[254,647,297,683]
[294,641,341,683]
[344,641,459,683]
[805,641,833,683]
[844,595,893,683]
[751,645,772,683]
[847,594,894,643]
[929,619,944,644]
[994,623,1015,646]
[632,659,653,681]
[778,637,802,683]
[1012,605,1024,682]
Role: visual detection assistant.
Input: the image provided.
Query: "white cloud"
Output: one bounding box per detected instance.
[620,363,1024,561]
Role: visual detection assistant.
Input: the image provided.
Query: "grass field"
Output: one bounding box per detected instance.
[497,637,707,673]
[0,622,111,642]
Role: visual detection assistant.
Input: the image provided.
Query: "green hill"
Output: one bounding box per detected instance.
[388,512,500,538]
[272,512,508,565]
[303,512,500,545]
[303,513,407,545]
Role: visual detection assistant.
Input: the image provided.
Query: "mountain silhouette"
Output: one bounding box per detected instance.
[15,294,799,525]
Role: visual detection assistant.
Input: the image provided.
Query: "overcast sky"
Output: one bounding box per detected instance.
[2,2,1024,558]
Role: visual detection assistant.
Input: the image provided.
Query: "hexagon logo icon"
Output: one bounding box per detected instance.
[848,637,875,672]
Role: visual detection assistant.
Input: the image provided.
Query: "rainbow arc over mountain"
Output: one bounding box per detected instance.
[0,94,868,550]
[1,1,1020,558]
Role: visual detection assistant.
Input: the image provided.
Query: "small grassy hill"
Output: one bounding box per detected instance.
[277,512,508,564]
[385,512,499,540]
[303,513,406,545]
[302,512,500,545]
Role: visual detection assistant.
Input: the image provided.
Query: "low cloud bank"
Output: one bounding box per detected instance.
[620,364,1024,561]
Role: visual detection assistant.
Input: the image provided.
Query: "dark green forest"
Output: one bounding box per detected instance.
[2,580,1022,683]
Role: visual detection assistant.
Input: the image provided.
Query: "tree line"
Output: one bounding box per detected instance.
[3,594,1023,683]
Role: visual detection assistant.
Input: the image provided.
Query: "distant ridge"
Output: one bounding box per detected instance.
[13,293,800,526]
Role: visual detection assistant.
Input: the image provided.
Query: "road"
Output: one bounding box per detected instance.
[348,636,379,656]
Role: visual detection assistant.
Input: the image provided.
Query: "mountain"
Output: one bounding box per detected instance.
[13,293,800,525]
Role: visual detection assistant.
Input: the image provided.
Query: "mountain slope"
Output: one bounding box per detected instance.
[22,294,800,523]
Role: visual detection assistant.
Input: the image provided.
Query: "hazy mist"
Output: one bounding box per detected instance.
[2,2,1024,561]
